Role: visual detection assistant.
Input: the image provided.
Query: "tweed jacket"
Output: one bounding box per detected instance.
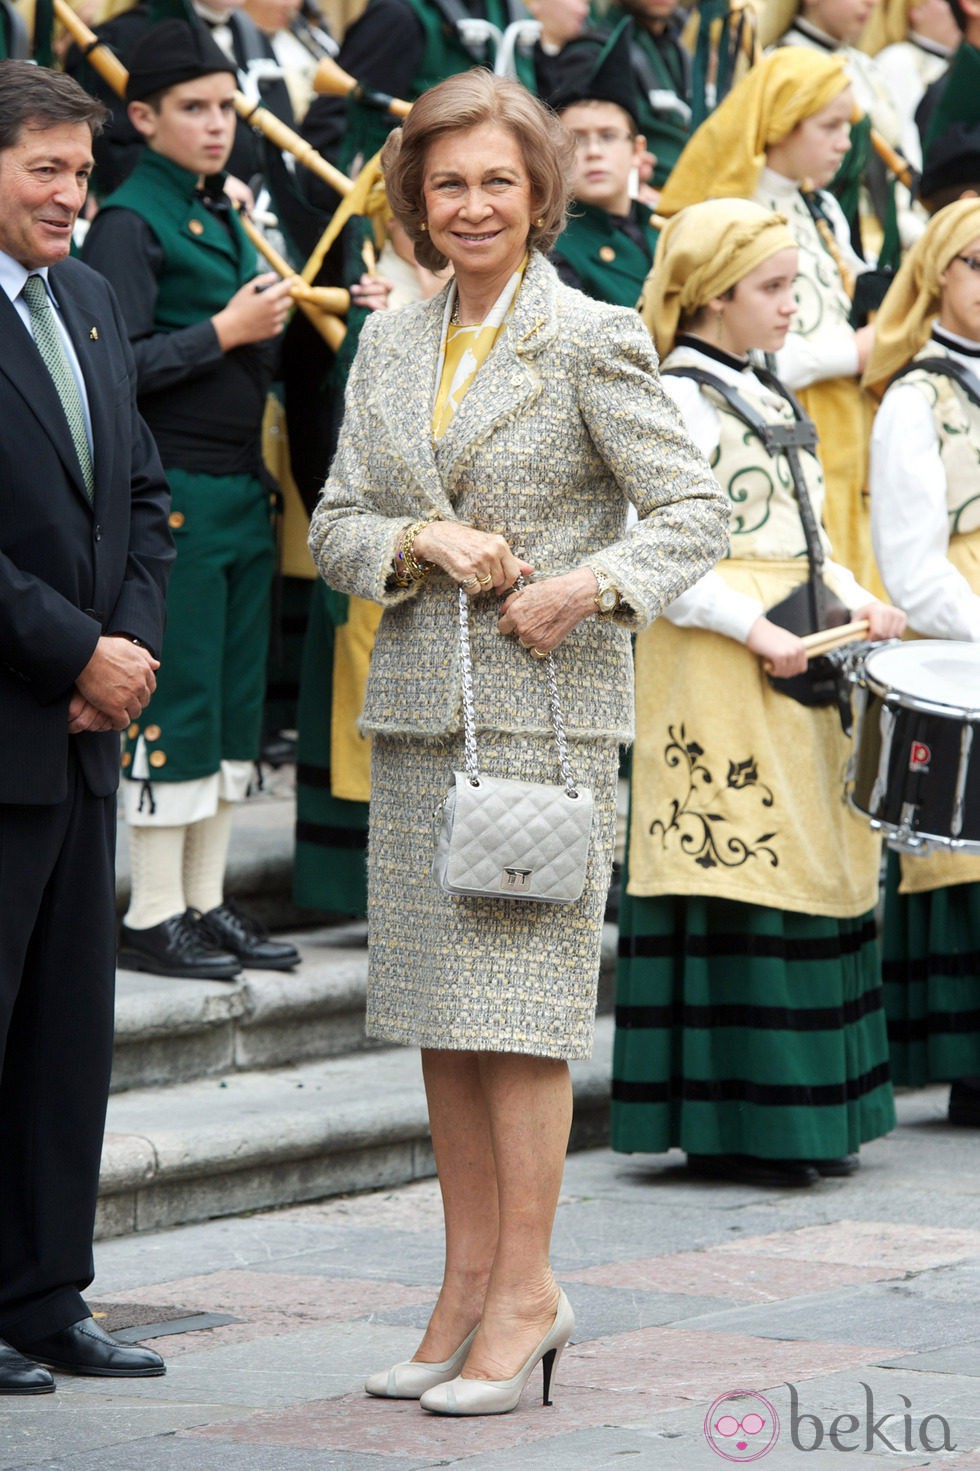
[308,251,728,742]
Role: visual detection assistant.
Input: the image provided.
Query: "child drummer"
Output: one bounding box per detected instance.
[865,198,980,1126]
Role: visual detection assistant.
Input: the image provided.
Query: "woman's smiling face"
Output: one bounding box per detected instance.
[422,122,534,291]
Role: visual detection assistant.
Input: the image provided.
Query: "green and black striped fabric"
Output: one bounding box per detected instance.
[881,853,980,1087]
[292,581,368,920]
[611,883,895,1161]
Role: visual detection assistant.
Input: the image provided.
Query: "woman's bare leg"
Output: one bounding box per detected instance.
[412,1047,499,1363]
[461,1051,573,1381]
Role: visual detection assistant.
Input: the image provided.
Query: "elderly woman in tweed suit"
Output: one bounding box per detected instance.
[308,70,727,1417]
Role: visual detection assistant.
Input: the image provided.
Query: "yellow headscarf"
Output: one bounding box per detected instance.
[863,198,980,391]
[858,0,911,55]
[641,199,798,359]
[756,0,800,49]
[657,48,852,218]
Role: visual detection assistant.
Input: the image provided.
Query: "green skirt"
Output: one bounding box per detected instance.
[882,851,980,1086]
[611,883,895,1161]
[292,581,368,918]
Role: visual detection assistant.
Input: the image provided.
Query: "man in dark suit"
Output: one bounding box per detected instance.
[0,60,174,1394]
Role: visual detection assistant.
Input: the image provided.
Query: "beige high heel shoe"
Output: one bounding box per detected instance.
[364,1326,478,1399]
[418,1289,574,1416]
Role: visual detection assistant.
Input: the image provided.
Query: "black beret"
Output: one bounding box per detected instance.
[125,19,237,103]
[920,120,980,206]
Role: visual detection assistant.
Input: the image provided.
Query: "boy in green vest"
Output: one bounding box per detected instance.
[82,20,301,978]
[550,29,658,307]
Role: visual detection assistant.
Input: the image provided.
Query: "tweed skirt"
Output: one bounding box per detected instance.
[366,730,620,1060]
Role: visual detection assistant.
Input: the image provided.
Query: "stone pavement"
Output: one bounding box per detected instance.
[2,1087,979,1471]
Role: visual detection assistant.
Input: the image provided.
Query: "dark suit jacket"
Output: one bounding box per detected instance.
[0,256,173,805]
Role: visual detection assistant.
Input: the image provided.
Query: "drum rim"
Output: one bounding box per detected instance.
[861,639,980,717]
[861,682,980,720]
[846,795,980,854]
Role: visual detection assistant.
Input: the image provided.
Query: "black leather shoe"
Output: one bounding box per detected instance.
[260,730,297,768]
[948,1078,980,1126]
[199,900,300,970]
[687,1154,820,1188]
[118,910,242,980]
[8,1318,165,1378]
[0,1340,55,1394]
[807,1155,860,1177]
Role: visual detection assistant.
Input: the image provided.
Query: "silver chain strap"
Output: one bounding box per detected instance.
[455,584,578,794]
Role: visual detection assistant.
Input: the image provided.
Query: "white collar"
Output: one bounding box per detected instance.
[0,249,52,307]
[788,17,841,50]
[758,166,803,198]
[665,341,779,402]
[910,30,953,58]
[932,324,980,362]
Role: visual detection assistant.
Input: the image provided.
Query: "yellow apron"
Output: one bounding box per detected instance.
[628,558,882,918]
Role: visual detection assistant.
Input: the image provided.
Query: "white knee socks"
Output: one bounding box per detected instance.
[182,799,236,916]
[124,825,187,930]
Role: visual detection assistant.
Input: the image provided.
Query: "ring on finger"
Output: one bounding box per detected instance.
[518,638,533,649]
[531,647,548,659]
[477,573,493,587]
[461,575,480,589]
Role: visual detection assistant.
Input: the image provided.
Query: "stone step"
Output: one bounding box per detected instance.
[112,921,618,1092]
[112,922,373,1093]
[97,1015,614,1239]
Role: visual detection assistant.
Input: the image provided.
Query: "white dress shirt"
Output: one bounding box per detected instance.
[870,329,980,642]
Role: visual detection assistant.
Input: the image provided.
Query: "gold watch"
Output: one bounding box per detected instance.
[591,567,622,616]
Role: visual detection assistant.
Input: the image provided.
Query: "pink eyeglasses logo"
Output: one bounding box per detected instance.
[704,1389,780,1462]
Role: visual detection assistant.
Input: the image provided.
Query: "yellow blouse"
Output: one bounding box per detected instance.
[431,259,527,441]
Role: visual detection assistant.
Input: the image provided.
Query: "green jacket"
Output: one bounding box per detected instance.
[552,200,658,309]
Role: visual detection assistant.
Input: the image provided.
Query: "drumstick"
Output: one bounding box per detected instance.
[762,620,871,675]
[801,620,871,657]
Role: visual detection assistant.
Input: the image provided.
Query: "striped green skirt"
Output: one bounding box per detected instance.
[611,885,896,1160]
[292,581,369,919]
[882,853,980,1086]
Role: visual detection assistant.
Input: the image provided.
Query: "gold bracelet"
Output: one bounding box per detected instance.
[392,517,437,587]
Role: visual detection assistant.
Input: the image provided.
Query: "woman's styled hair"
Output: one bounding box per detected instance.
[380,69,575,272]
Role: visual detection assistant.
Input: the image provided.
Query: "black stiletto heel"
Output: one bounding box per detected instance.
[541,1346,558,1405]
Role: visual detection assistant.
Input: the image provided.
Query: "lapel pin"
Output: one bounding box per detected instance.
[189,219,205,236]
[89,327,99,340]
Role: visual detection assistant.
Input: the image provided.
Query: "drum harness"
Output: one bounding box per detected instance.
[887,354,980,410]
[663,357,861,727]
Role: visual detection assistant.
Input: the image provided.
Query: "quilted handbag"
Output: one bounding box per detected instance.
[432,587,594,903]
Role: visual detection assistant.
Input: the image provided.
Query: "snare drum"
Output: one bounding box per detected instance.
[848,641,980,854]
